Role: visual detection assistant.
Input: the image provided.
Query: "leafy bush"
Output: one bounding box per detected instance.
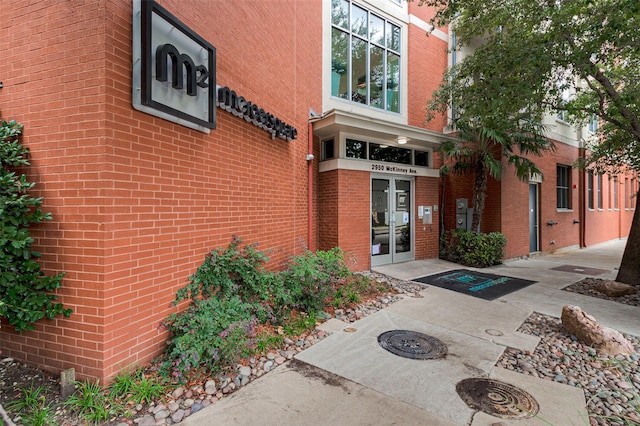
[440,229,506,267]
[280,247,351,314]
[175,236,272,303]
[0,120,71,331]
[163,295,257,380]
[163,239,358,380]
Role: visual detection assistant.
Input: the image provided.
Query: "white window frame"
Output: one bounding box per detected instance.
[323,0,409,124]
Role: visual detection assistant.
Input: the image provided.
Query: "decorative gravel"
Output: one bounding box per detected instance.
[564,277,640,307]
[3,273,639,425]
[497,312,640,426]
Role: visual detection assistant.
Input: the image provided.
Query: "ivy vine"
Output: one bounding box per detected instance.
[0,120,71,331]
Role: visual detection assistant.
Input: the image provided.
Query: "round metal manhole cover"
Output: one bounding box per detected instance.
[377,330,447,360]
[456,378,539,419]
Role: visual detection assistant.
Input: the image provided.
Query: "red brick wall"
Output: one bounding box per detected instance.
[584,174,636,246]
[440,139,636,259]
[318,170,339,251]
[0,0,111,380]
[414,176,440,259]
[0,0,322,382]
[407,14,448,132]
[336,170,371,270]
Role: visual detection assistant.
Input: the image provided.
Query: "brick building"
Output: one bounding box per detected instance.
[0,0,635,382]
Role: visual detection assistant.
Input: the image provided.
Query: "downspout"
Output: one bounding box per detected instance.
[618,178,622,239]
[307,120,314,250]
[578,145,586,248]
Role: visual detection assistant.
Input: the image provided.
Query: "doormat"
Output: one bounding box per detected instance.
[550,264,609,275]
[412,269,537,301]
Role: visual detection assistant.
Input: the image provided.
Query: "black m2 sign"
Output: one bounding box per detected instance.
[133,0,216,131]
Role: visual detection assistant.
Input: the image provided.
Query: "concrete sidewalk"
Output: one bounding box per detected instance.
[183,238,637,426]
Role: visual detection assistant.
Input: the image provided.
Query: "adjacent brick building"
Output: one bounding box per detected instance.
[0,0,635,382]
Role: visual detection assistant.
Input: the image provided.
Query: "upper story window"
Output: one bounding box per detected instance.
[588,115,599,133]
[555,75,573,123]
[556,109,569,122]
[331,0,401,113]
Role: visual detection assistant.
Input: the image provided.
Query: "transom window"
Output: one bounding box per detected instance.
[556,164,571,209]
[331,0,401,113]
[346,139,429,166]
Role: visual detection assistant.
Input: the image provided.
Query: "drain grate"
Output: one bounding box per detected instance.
[377,330,447,360]
[456,378,539,419]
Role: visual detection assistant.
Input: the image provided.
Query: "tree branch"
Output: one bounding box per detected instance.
[562,33,640,143]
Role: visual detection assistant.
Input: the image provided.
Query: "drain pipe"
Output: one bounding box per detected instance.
[578,145,586,248]
[307,120,314,250]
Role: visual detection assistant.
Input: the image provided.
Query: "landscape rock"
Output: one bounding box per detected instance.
[172,387,184,399]
[172,409,185,423]
[594,280,637,297]
[561,305,635,355]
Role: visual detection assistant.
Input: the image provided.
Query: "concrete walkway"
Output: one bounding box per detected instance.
[183,238,637,426]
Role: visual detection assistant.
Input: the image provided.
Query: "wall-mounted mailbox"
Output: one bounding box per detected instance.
[423,206,432,224]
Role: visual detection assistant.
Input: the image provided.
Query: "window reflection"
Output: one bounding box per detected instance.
[346,139,367,159]
[342,139,430,167]
[330,1,401,112]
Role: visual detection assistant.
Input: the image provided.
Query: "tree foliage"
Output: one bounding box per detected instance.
[0,120,71,331]
[441,120,553,232]
[420,0,640,284]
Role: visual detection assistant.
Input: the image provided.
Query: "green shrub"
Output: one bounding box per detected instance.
[175,236,272,303]
[0,120,71,331]
[281,247,351,314]
[163,295,257,380]
[440,229,506,267]
[164,240,359,380]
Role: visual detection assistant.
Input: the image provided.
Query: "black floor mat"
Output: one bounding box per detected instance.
[413,269,537,301]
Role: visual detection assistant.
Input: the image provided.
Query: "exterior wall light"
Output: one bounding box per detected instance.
[306,154,315,161]
[397,137,407,145]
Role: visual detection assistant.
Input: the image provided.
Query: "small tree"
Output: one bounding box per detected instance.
[440,120,553,233]
[0,120,71,331]
[420,0,640,284]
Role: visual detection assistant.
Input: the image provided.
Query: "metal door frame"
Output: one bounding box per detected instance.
[529,183,539,252]
[371,175,414,266]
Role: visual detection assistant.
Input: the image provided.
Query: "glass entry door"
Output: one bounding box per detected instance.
[529,184,539,252]
[371,176,413,266]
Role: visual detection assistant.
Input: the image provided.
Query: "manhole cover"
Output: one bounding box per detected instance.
[377,330,447,360]
[456,378,539,419]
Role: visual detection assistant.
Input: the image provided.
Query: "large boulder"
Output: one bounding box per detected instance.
[561,305,635,356]
[594,280,637,297]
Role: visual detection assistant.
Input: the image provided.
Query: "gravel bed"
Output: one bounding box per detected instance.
[110,274,424,425]
[564,277,640,307]
[131,274,639,425]
[4,273,639,425]
[497,312,640,426]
